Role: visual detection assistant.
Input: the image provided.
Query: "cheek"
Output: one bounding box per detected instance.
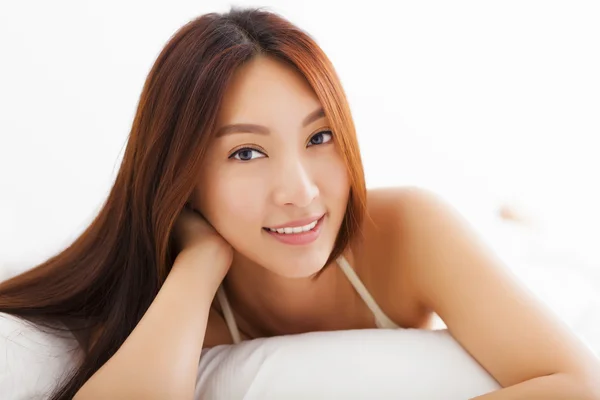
[202,168,267,240]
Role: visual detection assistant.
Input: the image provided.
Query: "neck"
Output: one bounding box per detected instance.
[221,251,351,336]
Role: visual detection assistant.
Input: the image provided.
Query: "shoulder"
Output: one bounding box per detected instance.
[360,185,499,318]
[0,313,83,398]
[365,185,442,225]
[359,185,442,257]
[364,185,482,296]
[362,185,470,284]
[350,186,445,328]
[363,185,461,252]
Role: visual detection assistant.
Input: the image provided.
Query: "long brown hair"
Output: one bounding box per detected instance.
[0,6,366,399]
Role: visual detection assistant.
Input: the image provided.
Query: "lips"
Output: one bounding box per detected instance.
[263,214,326,245]
[265,214,324,231]
[264,218,319,234]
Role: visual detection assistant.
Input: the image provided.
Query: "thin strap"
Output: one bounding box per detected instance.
[216,285,242,344]
[336,255,400,329]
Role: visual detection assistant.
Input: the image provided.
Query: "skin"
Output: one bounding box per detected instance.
[189,55,600,397]
[194,56,349,281]
[191,55,375,339]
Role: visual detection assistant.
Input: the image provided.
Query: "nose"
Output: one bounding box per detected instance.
[272,157,319,208]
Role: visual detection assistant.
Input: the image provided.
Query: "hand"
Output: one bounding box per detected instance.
[171,203,233,283]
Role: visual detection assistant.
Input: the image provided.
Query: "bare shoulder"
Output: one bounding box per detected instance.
[364,185,457,249]
[363,185,460,288]
[352,186,439,329]
[364,186,427,224]
[361,185,435,255]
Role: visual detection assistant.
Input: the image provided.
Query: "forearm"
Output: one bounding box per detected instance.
[74,252,223,400]
[472,373,600,400]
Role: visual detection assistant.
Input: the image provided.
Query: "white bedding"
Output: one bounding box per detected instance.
[196,328,501,399]
[1,314,501,400]
[0,313,82,400]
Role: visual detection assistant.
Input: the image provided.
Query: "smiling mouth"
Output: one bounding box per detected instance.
[262,215,326,246]
[262,215,325,235]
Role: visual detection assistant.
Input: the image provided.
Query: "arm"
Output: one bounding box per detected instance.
[73,248,229,400]
[472,372,599,399]
[384,187,600,400]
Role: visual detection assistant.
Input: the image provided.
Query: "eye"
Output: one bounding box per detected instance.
[229,147,266,161]
[307,130,333,147]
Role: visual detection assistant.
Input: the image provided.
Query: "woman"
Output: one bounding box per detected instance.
[1,6,599,400]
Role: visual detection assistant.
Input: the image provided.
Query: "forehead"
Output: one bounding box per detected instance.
[217,56,322,125]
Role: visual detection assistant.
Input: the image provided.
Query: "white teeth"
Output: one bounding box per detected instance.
[268,218,319,234]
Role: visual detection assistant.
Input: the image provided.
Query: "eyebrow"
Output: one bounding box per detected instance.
[215,107,326,137]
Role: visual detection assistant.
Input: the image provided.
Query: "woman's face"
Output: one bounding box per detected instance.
[192,55,350,278]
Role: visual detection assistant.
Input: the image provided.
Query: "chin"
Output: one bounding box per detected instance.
[270,251,330,279]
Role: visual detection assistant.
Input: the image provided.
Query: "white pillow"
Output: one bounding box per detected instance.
[1,314,502,399]
[0,313,83,399]
[196,328,501,399]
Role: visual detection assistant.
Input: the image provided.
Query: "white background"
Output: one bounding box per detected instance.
[1,1,599,350]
